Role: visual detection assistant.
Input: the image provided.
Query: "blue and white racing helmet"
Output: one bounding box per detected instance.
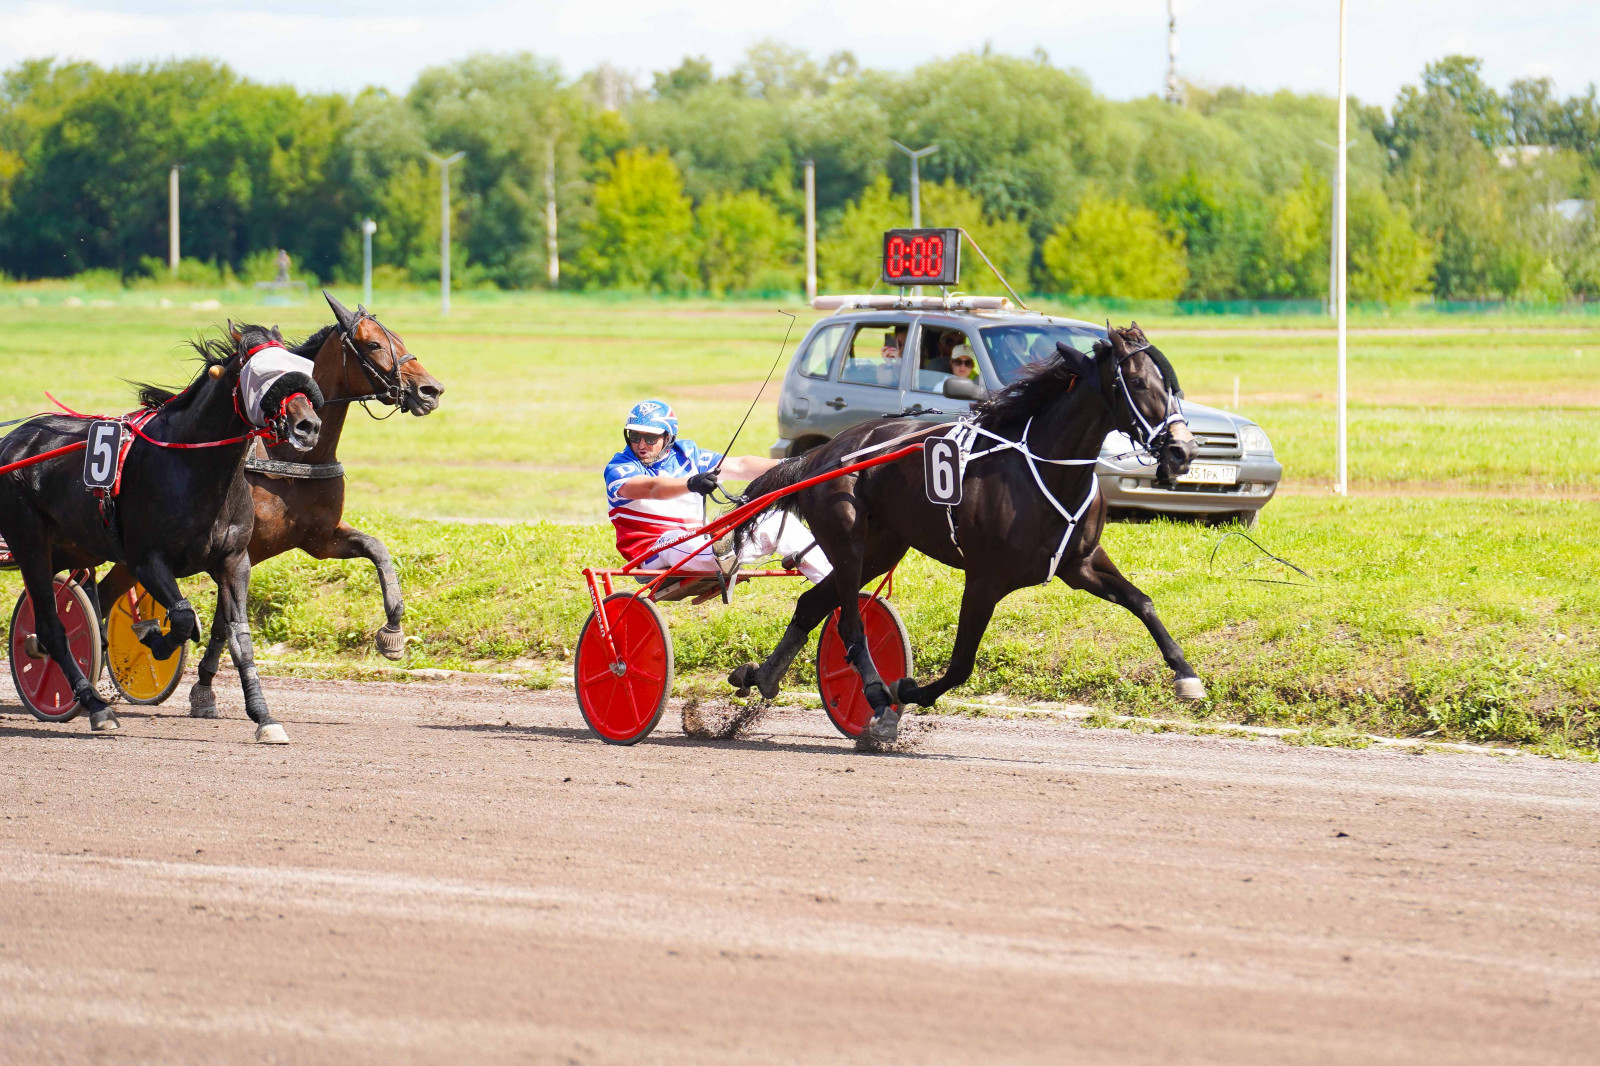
[623,399,677,446]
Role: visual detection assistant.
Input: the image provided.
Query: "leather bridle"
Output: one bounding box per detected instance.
[1107,340,1187,456]
[329,310,417,414]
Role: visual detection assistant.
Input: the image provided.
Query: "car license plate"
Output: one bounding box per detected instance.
[1176,463,1239,486]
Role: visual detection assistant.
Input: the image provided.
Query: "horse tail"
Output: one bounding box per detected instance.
[731,449,829,555]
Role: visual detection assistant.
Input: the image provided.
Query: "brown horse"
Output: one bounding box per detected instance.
[98,291,444,716]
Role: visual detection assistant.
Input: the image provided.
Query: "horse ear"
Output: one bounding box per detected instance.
[227,319,242,343]
[357,304,369,316]
[1105,327,1129,358]
[323,290,357,333]
[1055,341,1095,380]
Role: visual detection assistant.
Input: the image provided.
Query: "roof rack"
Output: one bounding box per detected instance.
[811,294,1012,312]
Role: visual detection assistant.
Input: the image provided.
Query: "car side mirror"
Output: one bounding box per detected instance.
[942,376,986,402]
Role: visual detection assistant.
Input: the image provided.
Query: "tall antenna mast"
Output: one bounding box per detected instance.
[1165,0,1184,106]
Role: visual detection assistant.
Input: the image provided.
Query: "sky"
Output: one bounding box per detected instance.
[2,0,1596,108]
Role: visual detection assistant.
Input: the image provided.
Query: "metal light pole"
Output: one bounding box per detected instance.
[545,138,560,288]
[1165,0,1184,106]
[889,140,938,227]
[1316,138,1356,319]
[427,151,465,314]
[1335,0,1349,496]
[803,159,817,302]
[361,218,376,307]
[889,140,938,294]
[168,165,181,276]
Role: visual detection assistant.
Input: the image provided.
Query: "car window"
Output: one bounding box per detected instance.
[839,323,906,389]
[979,324,1106,385]
[797,322,848,380]
[911,324,974,393]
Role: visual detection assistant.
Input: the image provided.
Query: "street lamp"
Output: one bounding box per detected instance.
[426,151,465,314]
[168,164,184,277]
[888,139,938,227]
[361,218,377,307]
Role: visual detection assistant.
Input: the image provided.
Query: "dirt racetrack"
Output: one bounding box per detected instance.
[3,675,1597,1065]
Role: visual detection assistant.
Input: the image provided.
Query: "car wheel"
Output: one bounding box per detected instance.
[1233,510,1260,530]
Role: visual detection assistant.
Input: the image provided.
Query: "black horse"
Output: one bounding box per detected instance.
[728,323,1204,742]
[0,323,321,741]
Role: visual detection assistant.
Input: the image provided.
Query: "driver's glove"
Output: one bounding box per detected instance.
[686,471,720,496]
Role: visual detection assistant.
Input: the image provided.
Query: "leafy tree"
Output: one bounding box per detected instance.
[696,189,799,295]
[576,147,697,290]
[817,175,902,292]
[918,179,1031,294]
[1040,192,1187,300]
[1347,184,1436,303]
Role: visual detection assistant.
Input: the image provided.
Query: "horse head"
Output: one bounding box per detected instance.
[323,291,444,416]
[1096,323,1195,481]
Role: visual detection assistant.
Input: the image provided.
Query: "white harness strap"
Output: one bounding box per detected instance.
[938,416,1100,584]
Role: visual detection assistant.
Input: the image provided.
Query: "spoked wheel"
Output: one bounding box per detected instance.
[815,592,913,738]
[575,592,674,745]
[105,583,187,706]
[9,577,104,723]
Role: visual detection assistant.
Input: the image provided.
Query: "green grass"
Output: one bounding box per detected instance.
[1,290,1598,752]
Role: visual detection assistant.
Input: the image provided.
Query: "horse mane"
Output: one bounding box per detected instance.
[972,349,1087,430]
[290,324,337,358]
[132,332,233,410]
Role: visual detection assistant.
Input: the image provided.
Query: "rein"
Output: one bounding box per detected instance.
[47,392,280,450]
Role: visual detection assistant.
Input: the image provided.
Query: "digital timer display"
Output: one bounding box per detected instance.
[881,228,961,287]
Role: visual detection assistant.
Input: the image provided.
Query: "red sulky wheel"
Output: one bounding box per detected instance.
[9,576,104,723]
[815,592,913,738]
[574,592,674,745]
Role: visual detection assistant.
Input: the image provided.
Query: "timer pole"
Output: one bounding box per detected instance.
[803,159,816,303]
[889,140,938,293]
[427,150,465,315]
[168,164,182,277]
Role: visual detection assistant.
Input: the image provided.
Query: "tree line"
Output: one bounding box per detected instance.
[1,46,1596,302]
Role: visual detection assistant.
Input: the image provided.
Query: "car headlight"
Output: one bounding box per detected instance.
[1100,431,1134,458]
[1238,424,1271,452]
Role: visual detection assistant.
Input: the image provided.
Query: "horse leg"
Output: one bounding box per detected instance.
[1059,545,1205,700]
[15,552,117,731]
[187,623,229,719]
[303,521,405,660]
[124,554,203,662]
[891,581,1002,711]
[212,549,286,743]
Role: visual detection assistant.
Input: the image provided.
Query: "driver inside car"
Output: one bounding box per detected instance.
[604,400,832,584]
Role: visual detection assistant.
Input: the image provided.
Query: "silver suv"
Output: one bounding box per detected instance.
[770,305,1282,526]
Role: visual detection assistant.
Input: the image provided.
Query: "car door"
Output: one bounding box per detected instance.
[810,319,911,439]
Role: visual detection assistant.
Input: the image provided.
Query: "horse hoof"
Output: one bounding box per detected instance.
[89,708,120,732]
[375,624,405,661]
[727,664,755,697]
[255,723,289,745]
[189,686,219,719]
[866,708,901,744]
[1174,676,1206,701]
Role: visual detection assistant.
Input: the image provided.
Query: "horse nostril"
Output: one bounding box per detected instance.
[296,419,318,440]
[418,383,441,401]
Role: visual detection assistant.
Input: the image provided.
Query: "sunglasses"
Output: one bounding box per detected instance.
[626,431,665,446]
[951,358,975,367]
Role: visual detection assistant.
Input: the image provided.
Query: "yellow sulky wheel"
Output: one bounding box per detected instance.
[104,584,187,706]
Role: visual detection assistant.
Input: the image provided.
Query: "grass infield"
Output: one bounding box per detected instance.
[1,290,1597,752]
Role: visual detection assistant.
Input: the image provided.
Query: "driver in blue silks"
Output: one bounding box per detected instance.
[603,400,831,583]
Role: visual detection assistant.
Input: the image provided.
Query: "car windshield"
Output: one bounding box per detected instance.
[979,323,1106,385]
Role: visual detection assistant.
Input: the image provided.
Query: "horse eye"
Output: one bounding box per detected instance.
[366,342,381,352]
[1130,378,1149,391]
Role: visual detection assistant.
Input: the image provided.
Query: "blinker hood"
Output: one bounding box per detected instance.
[239,345,323,428]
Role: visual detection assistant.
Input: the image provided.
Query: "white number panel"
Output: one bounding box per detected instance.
[82,420,123,490]
[923,433,962,506]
